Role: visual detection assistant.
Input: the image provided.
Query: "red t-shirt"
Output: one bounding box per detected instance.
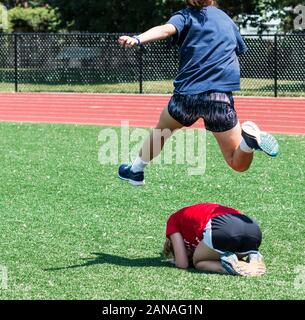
[166,203,242,251]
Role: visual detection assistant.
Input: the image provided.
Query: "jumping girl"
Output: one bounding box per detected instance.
[118,0,279,186]
[163,202,266,276]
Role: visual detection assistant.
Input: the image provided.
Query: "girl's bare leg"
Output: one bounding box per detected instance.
[213,122,253,172]
[139,106,184,163]
[192,242,227,274]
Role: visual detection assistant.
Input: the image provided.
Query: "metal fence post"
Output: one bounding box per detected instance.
[274,34,278,97]
[14,33,18,93]
[138,45,143,94]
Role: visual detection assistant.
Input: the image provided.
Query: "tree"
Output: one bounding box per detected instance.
[48,0,172,32]
[48,0,256,32]
[8,6,61,32]
[241,0,303,33]
[3,0,303,33]
[3,1,48,8]
[218,0,257,17]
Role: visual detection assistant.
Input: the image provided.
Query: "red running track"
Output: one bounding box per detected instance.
[0,93,304,135]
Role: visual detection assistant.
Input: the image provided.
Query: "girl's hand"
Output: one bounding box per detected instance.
[118,36,138,48]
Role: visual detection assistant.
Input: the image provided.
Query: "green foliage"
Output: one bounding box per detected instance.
[240,0,303,33]
[2,1,48,9]
[49,0,300,32]
[217,0,257,17]
[2,0,303,33]
[0,4,9,31]
[48,0,247,32]
[48,0,183,32]
[8,6,62,32]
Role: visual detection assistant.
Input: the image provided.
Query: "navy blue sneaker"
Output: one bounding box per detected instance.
[242,121,279,157]
[118,164,145,186]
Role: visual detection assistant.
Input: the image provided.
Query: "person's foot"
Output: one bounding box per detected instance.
[242,121,279,157]
[118,164,145,186]
[220,252,247,276]
[246,252,266,276]
[221,252,257,276]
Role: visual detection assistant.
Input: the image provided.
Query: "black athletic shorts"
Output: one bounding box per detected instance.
[167,91,238,132]
[203,213,262,254]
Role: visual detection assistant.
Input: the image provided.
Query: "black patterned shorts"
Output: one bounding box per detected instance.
[168,91,238,132]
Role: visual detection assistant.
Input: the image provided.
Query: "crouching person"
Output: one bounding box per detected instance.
[163,202,266,276]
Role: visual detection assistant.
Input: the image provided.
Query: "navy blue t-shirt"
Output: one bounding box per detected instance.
[167,6,248,94]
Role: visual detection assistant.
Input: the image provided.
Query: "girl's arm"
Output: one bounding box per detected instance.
[169,232,189,269]
[118,24,177,48]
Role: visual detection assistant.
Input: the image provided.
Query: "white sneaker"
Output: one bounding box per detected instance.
[242,121,279,157]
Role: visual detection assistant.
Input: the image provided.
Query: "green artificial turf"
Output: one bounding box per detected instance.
[0,122,304,299]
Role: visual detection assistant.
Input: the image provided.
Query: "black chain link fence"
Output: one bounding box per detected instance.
[0,33,304,96]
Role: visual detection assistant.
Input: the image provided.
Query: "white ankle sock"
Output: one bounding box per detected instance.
[240,138,254,153]
[131,156,149,173]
